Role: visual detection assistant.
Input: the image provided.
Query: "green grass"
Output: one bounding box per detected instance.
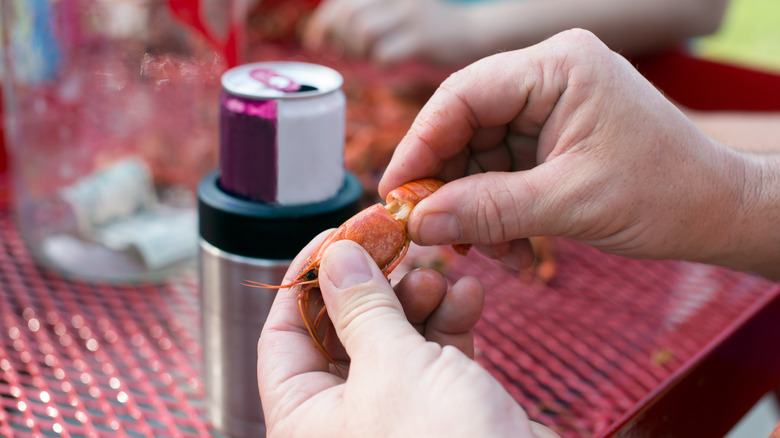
[692,0,780,73]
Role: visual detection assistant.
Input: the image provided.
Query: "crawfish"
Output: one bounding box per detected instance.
[244,178,469,372]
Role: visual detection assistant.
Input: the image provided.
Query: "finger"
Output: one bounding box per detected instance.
[393,268,448,329]
[327,0,383,53]
[372,26,422,66]
[454,130,539,177]
[473,238,536,271]
[424,275,484,358]
[406,170,560,247]
[346,2,406,58]
[257,230,340,415]
[318,240,425,363]
[378,28,611,197]
[301,0,343,49]
[464,126,512,173]
[304,0,380,51]
[531,422,561,438]
[504,132,540,171]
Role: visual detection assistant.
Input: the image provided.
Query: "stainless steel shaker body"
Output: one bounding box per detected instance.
[200,239,286,437]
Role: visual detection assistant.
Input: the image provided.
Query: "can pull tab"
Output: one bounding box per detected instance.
[249,68,301,93]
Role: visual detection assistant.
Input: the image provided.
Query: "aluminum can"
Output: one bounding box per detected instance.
[218,61,346,205]
[199,60,361,438]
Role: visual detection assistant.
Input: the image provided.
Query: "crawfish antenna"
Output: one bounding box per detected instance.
[242,279,318,289]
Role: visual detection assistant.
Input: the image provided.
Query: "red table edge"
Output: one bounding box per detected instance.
[632,48,780,111]
[602,283,780,437]
[596,49,780,437]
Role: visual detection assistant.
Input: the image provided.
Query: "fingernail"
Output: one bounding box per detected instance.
[418,212,462,245]
[326,243,373,289]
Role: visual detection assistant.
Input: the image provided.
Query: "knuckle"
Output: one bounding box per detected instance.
[334,284,399,334]
[474,177,517,245]
[556,28,602,48]
[550,28,615,67]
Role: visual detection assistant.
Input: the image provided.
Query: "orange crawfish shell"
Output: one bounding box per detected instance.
[385,178,444,205]
[305,203,408,275]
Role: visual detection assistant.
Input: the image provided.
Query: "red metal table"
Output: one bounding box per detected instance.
[2,50,780,437]
[1,203,779,437]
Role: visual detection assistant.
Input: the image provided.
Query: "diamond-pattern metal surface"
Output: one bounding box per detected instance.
[0,207,777,437]
[450,240,778,437]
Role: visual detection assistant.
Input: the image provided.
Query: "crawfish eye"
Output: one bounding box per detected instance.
[304,270,317,281]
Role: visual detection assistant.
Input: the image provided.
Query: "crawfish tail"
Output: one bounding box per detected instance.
[385,178,444,206]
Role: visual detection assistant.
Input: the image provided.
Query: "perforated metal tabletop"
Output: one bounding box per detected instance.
[2,199,779,437]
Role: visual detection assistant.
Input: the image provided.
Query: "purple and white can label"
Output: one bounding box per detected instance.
[219,62,346,205]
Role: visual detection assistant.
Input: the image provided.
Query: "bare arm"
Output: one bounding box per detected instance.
[466,0,729,60]
[686,109,780,279]
[726,151,780,279]
[305,0,730,66]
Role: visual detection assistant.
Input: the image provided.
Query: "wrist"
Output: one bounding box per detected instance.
[708,149,780,279]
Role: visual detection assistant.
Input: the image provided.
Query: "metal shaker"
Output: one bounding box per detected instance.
[197,62,362,437]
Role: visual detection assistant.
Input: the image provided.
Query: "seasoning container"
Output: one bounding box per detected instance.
[198,61,362,437]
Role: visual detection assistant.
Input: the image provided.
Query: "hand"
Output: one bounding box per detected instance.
[303,0,727,67]
[303,0,475,66]
[379,29,779,277]
[258,234,560,437]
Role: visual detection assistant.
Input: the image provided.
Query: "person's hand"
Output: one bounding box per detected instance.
[303,0,728,67]
[379,28,779,278]
[258,233,560,437]
[303,0,476,66]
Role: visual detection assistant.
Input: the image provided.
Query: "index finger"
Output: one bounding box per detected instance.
[378,29,600,197]
[377,55,532,196]
[257,231,340,415]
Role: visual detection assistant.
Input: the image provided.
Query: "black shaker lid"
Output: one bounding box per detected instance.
[197,170,363,260]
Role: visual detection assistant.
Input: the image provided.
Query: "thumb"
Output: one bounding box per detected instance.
[531,422,561,438]
[409,171,554,247]
[318,240,423,361]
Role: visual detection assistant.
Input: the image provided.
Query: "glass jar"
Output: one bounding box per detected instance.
[0,0,245,282]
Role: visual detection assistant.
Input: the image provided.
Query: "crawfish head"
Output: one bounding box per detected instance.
[262,178,446,290]
[243,178,455,374]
